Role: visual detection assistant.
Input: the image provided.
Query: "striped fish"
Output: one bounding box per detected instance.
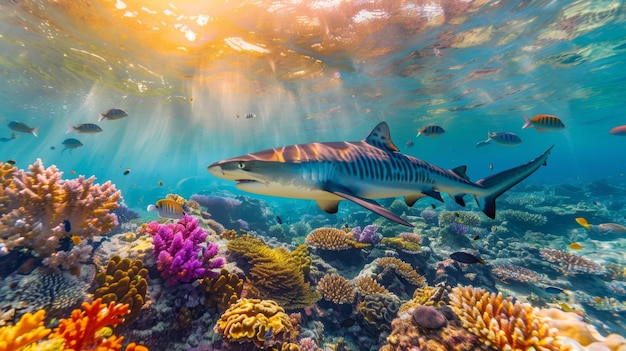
[67,123,103,134]
[522,114,565,132]
[99,108,128,121]
[417,124,445,137]
[208,122,553,227]
[476,131,522,147]
[147,199,186,219]
[8,121,38,137]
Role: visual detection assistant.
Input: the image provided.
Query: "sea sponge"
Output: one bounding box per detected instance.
[373,257,426,287]
[228,235,320,309]
[0,310,50,351]
[200,268,243,312]
[317,274,355,304]
[305,227,369,250]
[93,255,148,329]
[215,298,296,348]
[449,285,571,351]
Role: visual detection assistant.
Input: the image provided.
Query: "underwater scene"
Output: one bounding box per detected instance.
[1,0,626,350]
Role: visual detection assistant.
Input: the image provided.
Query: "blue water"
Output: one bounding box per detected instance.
[1,0,626,349]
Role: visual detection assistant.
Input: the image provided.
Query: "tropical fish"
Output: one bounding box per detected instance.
[339,318,356,328]
[0,133,16,142]
[71,235,81,245]
[5,160,15,165]
[575,217,591,230]
[123,169,131,175]
[610,125,626,135]
[276,215,282,224]
[568,242,583,250]
[475,131,522,147]
[417,124,445,137]
[575,217,626,237]
[8,121,38,137]
[67,123,103,134]
[450,251,485,264]
[63,220,71,232]
[405,140,414,148]
[545,286,565,294]
[522,114,565,132]
[208,122,553,227]
[147,199,186,219]
[61,138,83,154]
[245,113,256,119]
[98,108,128,121]
[157,180,163,186]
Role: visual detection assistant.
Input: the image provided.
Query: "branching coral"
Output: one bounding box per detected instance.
[0,159,120,256]
[305,227,369,250]
[539,248,604,275]
[317,274,355,304]
[438,211,481,227]
[353,276,391,296]
[449,285,570,351]
[498,209,547,227]
[0,310,50,351]
[150,214,225,285]
[94,255,148,329]
[200,268,243,312]
[215,298,297,349]
[227,235,320,309]
[491,263,545,283]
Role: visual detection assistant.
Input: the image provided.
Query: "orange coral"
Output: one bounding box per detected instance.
[0,310,50,351]
[373,257,426,287]
[317,274,355,304]
[449,285,571,351]
[305,227,369,250]
[50,298,129,351]
[353,276,391,296]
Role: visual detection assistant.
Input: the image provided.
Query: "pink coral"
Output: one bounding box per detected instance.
[0,159,120,256]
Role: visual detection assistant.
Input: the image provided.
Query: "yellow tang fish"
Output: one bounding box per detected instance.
[575,217,591,230]
[568,242,583,250]
[147,199,186,219]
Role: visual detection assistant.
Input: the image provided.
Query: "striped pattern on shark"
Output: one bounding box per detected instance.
[208,122,553,227]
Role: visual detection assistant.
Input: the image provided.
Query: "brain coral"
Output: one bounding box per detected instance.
[317,274,355,305]
[305,227,369,250]
[449,285,570,351]
[358,293,401,332]
[215,298,296,348]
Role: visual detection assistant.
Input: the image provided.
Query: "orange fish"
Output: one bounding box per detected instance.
[71,235,82,245]
[568,242,583,250]
[593,296,603,304]
[575,217,591,230]
[609,125,626,136]
[522,114,565,132]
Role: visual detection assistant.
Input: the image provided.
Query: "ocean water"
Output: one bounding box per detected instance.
[1,0,626,350]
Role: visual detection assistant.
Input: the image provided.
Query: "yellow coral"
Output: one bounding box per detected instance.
[305,228,369,250]
[449,285,571,351]
[201,268,243,311]
[380,237,421,253]
[0,310,50,351]
[215,298,296,348]
[373,257,426,287]
[317,274,355,304]
[353,276,391,296]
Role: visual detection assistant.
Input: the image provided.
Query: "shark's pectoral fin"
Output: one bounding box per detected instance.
[327,187,414,227]
[422,189,444,202]
[453,194,466,207]
[404,194,426,207]
[316,199,340,214]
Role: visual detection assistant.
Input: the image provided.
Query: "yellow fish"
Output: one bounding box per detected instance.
[575,217,591,230]
[71,235,82,245]
[147,199,186,219]
[568,242,583,250]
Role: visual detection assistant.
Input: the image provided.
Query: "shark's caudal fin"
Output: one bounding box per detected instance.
[475,145,554,218]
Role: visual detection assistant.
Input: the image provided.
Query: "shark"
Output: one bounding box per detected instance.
[207,122,553,227]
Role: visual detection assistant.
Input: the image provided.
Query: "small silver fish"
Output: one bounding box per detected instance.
[8,121,38,137]
[62,138,83,154]
[245,113,256,119]
[98,108,128,121]
[67,123,103,134]
[0,133,16,142]
[476,131,522,147]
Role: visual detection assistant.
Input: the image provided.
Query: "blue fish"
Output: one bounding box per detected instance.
[62,138,83,154]
[545,286,565,294]
[98,108,128,121]
[63,220,71,232]
[476,131,522,147]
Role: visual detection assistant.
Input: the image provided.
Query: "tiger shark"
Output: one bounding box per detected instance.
[207,122,553,227]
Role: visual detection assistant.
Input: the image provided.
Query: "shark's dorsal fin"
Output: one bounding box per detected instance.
[364,122,399,152]
[450,165,470,181]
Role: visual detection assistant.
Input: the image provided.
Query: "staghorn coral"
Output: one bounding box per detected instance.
[42,240,93,270]
[305,227,369,250]
[200,268,243,312]
[491,263,545,283]
[0,310,50,351]
[373,257,426,287]
[353,276,392,296]
[498,209,547,227]
[0,159,120,256]
[215,298,296,349]
[317,274,355,305]
[449,285,571,351]
[227,235,320,309]
[151,214,225,285]
[358,293,401,332]
[539,248,604,274]
[438,211,481,227]
[93,255,148,329]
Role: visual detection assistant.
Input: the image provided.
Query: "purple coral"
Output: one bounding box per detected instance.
[449,221,468,235]
[351,225,382,244]
[151,215,225,286]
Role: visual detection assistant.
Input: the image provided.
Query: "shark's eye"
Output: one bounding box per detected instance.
[237,162,246,169]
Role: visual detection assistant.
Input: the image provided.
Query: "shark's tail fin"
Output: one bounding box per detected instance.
[474,146,553,219]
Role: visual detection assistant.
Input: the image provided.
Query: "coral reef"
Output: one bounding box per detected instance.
[0,159,120,256]
[498,209,547,227]
[372,257,426,287]
[449,285,569,351]
[316,274,355,305]
[227,235,320,309]
[305,228,369,250]
[0,310,50,351]
[353,276,392,296]
[93,255,148,329]
[200,268,244,312]
[42,241,93,270]
[150,215,225,285]
[438,211,481,227]
[351,225,382,244]
[491,263,545,283]
[215,298,297,349]
[539,248,604,274]
[357,293,401,332]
